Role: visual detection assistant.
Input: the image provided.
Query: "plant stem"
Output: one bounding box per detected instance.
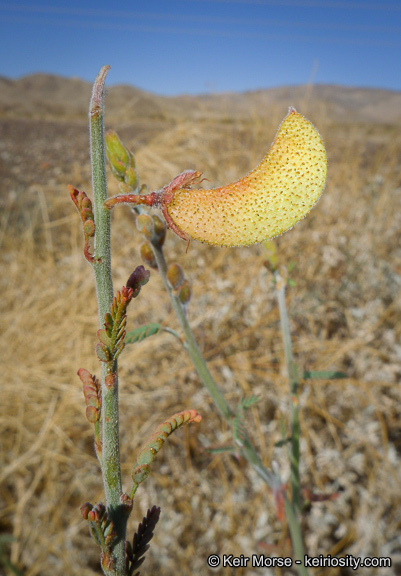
[90,65,126,575]
[151,242,233,422]
[150,241,277,488]
[284,496,309,576]
[275,268,300,511]
[154,242,308,574]
[275,267,308,576]
[91,66,114,324]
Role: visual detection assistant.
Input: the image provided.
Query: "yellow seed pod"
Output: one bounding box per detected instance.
[165,108,327,247]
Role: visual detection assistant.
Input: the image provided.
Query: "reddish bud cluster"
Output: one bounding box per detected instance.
[69,185,96,263]
[166,263,192,308]
[96,286,133,364]
[126,265,150,298]
[81,500,119,562]
[78,368,101,423]
[96,273,149,366]
[80,501,106,522]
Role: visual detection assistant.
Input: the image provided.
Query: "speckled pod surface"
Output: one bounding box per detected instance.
[166,108,327,247]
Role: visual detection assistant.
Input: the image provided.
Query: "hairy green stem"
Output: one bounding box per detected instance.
[91,66,114,323]
[153,241,307,574]
[151,241,233,421]
[150,241,277,488]
[275,269,301,511]
[90,65,126,575]
[284,497,309,576]
[275,268,307,576]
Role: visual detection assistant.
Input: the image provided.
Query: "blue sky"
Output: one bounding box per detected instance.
[0,0,400,95]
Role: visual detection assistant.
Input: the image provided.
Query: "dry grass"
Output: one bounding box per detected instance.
[1,97,401,576]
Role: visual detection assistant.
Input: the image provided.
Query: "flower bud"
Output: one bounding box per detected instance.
[136,214,154,240]
[105,131,130,180]
[166,263,184,290]
[152,215,166,247]
[139,243,157,269]
[105,131,139,192]
[88,509,99,522]
[178,279,192,306]
[80,502,93,520]
[126,265,150,298]
[124,164,138,191]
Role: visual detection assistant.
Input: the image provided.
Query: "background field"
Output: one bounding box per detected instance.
[1,75,401,576]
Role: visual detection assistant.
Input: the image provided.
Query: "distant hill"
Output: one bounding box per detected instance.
[0,73,400,125]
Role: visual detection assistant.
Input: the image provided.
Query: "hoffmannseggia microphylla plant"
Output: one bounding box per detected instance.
[70,65,336,576]
[70,66,202,576]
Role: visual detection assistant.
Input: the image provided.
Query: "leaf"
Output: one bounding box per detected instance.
[287,261,297,272]
[128,506,161,576]
[232,415,246,447]
[241,395,260,410]
[125,323,162,344]
[97,328,112,348]
[95,287,136,363]
[95,343,111,363]
[274,436,292,448]
[303,370,347,380]
[204,445,236,454]
[131,410,202,486]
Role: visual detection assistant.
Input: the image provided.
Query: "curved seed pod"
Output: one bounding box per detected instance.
[164,108,327,247]
[131,410,201,485]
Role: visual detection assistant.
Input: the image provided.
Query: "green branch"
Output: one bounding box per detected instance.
[89,65,126,576]
[275,267,307,576]
[150,240,278,488]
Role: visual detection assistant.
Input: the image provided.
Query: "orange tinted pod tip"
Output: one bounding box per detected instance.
[165,108,327,247]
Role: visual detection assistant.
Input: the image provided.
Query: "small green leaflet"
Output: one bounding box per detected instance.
[204,445,236,454]
[231,395,260,448]
[274,436,292,448]
[302,370,347,380]
[232,415,246,447]
[125,323,182,345]
[240,395,260,410]
[125,323,163,344]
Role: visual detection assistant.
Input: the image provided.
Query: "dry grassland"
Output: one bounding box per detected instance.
[1,84,401,575]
